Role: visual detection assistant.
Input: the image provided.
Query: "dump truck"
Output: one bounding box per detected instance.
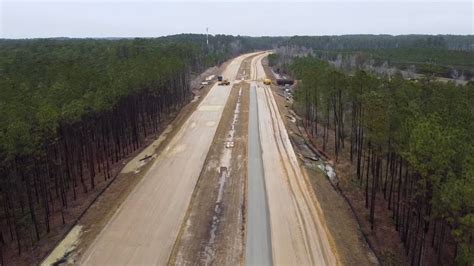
[218,80,230,86]
[263,79,272,85]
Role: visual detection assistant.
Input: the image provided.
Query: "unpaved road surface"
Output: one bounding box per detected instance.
[170,81,250,265]
[80,53,257,265]
[248,53,338,265]
[170,54,260,265]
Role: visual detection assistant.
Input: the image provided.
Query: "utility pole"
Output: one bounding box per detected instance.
[206,27,209,47]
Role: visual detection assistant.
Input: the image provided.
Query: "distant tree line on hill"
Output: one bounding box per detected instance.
[269,53,474,265]
[285,35,474,51]
[277,35,474,79]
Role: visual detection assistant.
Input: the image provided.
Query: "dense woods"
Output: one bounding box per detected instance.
[270,53,473,264]
[279,35,474,79]
[285,35,474,51]
[0,36,259,263]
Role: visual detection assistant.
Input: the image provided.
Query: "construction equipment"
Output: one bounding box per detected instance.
[276,79,294,86]
[218,80,230,86]
[263,79,272,85]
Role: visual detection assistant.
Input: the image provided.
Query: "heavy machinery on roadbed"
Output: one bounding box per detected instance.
[218,79,230,85]
[263,78,272,85]
[276,79,294,86]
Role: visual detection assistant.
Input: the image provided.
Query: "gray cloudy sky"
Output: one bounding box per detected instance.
[1,0,473,38]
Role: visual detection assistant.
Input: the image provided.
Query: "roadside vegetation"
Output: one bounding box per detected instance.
[269,53,474,265]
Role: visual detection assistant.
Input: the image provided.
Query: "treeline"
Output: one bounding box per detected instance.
[285,35,474,51]
[0,36,254,263]
[160,34,474,75]
[279,35,474,79]
[310,48,474,78]
[271,54,473,264]
[155,34,474,77]
[156,34,286,65]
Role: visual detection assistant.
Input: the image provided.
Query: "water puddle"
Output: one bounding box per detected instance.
[133,155,154,174]
[122,125,172,173]
[41,226,83,265]
[285,114,296,123]
[318,163,338,184]
[191,95,200,103]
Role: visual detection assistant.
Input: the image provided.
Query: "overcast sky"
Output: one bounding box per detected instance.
[1,0,473,38]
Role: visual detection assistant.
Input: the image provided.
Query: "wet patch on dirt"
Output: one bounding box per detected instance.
[121,125,172,174]
[170,81,250,266]
[202,85,243,264]
[41,226,82,266]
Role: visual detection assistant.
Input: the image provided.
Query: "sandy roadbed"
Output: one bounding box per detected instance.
[252,54,338,265]
[171,81,250,265]
[170,54,258,265]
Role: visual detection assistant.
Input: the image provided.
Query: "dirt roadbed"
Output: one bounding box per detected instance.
[170,81,250,265]
[261,57,378,265]
[170,54,257,265]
